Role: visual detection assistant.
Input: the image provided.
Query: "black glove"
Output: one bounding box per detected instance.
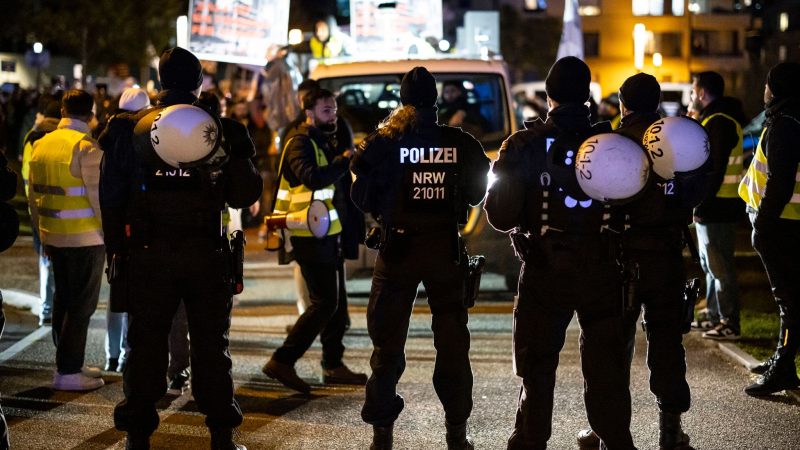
[220,118,256,159]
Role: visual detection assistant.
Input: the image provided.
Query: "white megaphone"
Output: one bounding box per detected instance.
[263,200,331,250]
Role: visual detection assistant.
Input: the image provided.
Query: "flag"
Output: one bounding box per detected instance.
[556,0,583,60]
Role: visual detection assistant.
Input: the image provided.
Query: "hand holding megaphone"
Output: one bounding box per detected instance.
[263,200,331,250]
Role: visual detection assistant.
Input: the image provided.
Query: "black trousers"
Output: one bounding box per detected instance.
[113,239,243,436]
[272,257,348,369]
[752,217,800,329]
[361,230,472,428]
[508,235,635,450]
[47,245,105,374]
[623,247,691,414]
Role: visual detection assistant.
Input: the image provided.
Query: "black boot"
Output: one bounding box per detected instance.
[659,412,691,450]
[445,421,474,450]
[370,424,393,450]
[209,428,246,450]
[745,324,800,396]
[125,433,150,450]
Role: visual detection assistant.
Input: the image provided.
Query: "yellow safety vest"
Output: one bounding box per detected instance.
[738,128,800,220]
[701,112,744,198]
[273,136,341,237]
[310,35,343,59]
[28,129,102,235]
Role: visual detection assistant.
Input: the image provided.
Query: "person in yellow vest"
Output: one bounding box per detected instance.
[739,62,800,396]
[690,71,747,341]
[310,17,344,60]
[27,89,105,392]
[21,95,62,327]
[262,88,367,393]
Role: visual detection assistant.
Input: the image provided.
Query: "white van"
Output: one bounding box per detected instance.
[311,57,521,288]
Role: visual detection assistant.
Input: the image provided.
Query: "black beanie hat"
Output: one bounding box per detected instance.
[545,56,591,104]
[159,47,203,91]
[400,67,438,107]
[767,62,800,101]
[618,72,661,113]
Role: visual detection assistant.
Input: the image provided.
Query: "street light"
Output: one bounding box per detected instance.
[653,52,663,68]
[288,29,303,46]
[33,42,43,54]
[176,16,188,48]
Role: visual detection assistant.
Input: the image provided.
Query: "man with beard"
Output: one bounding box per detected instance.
[262,88,367,393]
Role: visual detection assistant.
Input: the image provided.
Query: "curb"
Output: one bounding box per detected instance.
[717,341,800,403]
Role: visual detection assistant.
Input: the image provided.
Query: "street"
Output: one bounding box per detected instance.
[1,233,799,450]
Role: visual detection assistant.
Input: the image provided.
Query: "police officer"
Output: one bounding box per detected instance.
[484,57,636,450]
[740,62,800,396]
[351,67,489,450]
[99,47,262,450]
[576,73,700,450]
[262,88,367,392]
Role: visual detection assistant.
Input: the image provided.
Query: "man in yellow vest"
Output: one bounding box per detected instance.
[27,89,105,392]
[262,88,367,393]
[690,71,746,341]
[739,62,800,396]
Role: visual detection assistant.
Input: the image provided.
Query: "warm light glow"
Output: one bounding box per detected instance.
[288,28,303,45]
[653,52,663,67]
[176,16,188,48]
[633,24,647,70]
[33,42,43,54]
[780,12,789,32]
[578,6,601,16]
[688,2,700,13]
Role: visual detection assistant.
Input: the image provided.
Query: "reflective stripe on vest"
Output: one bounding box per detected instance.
[273,136,342,237]
[28,128,102,235]
[701,112,744,198]
[738,127,800,220]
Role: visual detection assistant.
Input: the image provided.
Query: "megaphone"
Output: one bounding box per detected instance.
[263,200,331,250]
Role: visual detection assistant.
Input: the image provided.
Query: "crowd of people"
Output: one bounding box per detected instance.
[0,44,798,450]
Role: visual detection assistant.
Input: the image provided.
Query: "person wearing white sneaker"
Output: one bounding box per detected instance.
[27,90,106,393]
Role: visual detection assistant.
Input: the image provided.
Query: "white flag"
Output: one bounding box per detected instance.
[556,0,584,60]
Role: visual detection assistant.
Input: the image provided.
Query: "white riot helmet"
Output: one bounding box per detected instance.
[575,133,650,204]
[146,104,223,168]
[643,116,709,180]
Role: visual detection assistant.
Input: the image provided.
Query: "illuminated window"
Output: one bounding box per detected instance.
[688,0,743,14]
[633,0,684,16]
[780,12,789,32]
[579,0,602,16]
[524,0,548,11]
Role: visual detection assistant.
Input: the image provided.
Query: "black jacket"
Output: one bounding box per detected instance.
[755,98,800,228]
[485,103,606,234]
[281,117,364,259]
[694,97,747,223]
[350,107,489,229]
[98,89,263,256]
[281,121,351,263]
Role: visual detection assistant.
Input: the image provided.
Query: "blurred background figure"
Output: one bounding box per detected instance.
[598,93,621,129]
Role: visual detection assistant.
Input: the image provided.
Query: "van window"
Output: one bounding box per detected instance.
[318,73,510,150]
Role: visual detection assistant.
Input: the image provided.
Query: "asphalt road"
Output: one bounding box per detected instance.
[1,232,799,449]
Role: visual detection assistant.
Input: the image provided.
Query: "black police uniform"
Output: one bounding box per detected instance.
[0,150,18,450]
[270,121,353,371]
[484,103,636,450]
[99,88,262,438]
[615,110,697,415]
[351,105,490,429]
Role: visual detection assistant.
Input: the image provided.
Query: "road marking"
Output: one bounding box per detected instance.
[0,326,50,364]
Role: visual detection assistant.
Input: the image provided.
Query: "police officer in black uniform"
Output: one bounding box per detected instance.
[99,47,262,450]
[576,73,700,450]
[351,67,490,450]
[484,57,636,450]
